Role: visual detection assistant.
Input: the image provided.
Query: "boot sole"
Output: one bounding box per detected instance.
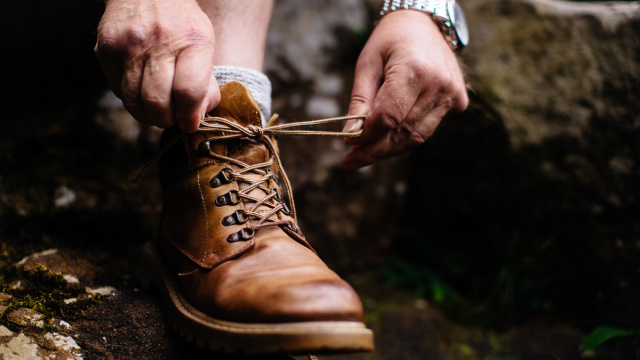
[140,242,375,355]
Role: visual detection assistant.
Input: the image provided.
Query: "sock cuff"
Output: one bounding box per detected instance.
[213,66,272,126]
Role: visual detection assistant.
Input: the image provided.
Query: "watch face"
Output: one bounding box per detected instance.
[448,3,469,48]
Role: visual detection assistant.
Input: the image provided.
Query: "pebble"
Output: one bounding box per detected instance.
[43,332,81,353]
[17,248,58,266]
[49,318,73,332]
[85,286,117,297]
[63,274,80,284]
[54,186,77,208]
[7,308,45,329]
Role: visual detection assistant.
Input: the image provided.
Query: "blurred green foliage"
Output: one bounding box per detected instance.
[581,327,638,354]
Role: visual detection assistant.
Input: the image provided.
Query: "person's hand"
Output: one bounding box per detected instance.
[342,10,468,170]
[95,0,220,133]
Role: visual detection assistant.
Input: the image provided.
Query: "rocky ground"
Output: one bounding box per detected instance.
[0,247,589,360]
[1,0,639,359]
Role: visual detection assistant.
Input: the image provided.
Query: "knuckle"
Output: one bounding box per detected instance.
[173,83,205,104]
[350,93,370,106]
[386,61,433,91]
[391,127,410,143]
[125,26,148,47]
[378,113,401,131]
[408,131,427,147]
[96,25,148,54]
[95,27,123,55]
[183,29,211,47]
[142,93,169,109]
[407,60,431,82]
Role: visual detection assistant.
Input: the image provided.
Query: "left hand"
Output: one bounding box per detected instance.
[342,10,468,171]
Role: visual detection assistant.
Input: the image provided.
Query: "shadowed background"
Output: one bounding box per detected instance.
[0,0,639,359]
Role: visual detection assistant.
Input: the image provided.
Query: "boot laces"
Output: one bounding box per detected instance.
[130,114,364,233]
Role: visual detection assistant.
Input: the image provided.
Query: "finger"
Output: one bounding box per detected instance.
[342,140,388,171]
[407,104,449,144]
[94,22,127,98]
[451,81,470,114]
[201,68,221,117]
[94,42,124,98]
[342,104,449,171]
[343,50,383,134]
[345,64,420,146]
[173,45,215,133]
[140,57,176,128]
[119,55,147,124]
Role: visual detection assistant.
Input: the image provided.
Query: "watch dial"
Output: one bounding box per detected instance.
[450,3,469,47]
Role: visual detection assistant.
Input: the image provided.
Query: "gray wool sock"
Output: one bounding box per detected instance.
[213,65,271,127]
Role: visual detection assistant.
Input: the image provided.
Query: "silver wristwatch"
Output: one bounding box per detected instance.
[377,0,469,51]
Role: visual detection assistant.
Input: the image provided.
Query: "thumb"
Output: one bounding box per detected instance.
[343,54,383,134]
[342,100,368,134]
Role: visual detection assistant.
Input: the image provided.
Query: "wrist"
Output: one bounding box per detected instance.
[375,0,469,51]
[373,10,449,50]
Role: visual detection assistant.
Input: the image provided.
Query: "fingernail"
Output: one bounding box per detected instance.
[344,119,363,133]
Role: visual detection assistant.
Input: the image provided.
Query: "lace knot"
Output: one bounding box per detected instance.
[248,125,264,140]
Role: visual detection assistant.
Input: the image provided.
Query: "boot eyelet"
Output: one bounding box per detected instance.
[240,228,255,240]
[281,202,291,216]
[270,188,282,202]
[210,168,234,188]
[287,221,299,234]
[215,190,240,206]
[198,140,211,156]
[226,232,239,242]
[227,228,255,243]
[221,210,248,226]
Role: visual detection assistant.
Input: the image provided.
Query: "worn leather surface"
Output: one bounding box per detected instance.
[158,81,364,323]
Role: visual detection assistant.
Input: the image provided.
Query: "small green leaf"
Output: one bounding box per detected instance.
[580,327,635,353]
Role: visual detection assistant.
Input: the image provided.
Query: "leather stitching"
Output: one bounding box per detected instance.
[196,168,210,263]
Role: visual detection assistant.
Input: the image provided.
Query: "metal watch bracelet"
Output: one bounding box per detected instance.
[376,0,469,51]
[378,0,448,18]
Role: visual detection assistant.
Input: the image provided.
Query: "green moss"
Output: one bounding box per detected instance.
[0,260,101,329]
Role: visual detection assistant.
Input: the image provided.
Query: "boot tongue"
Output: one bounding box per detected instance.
[208,81,269,164]
[210,82,276,218]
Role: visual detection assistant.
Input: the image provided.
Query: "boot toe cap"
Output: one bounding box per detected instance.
[192,268,364,323]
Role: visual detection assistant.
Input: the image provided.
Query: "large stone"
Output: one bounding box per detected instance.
[462,0,640,148]
[396,0,640,329]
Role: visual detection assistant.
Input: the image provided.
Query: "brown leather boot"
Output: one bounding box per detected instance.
[143,81,373,354]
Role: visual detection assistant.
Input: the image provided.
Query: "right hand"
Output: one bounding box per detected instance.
[95,0,220,133]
